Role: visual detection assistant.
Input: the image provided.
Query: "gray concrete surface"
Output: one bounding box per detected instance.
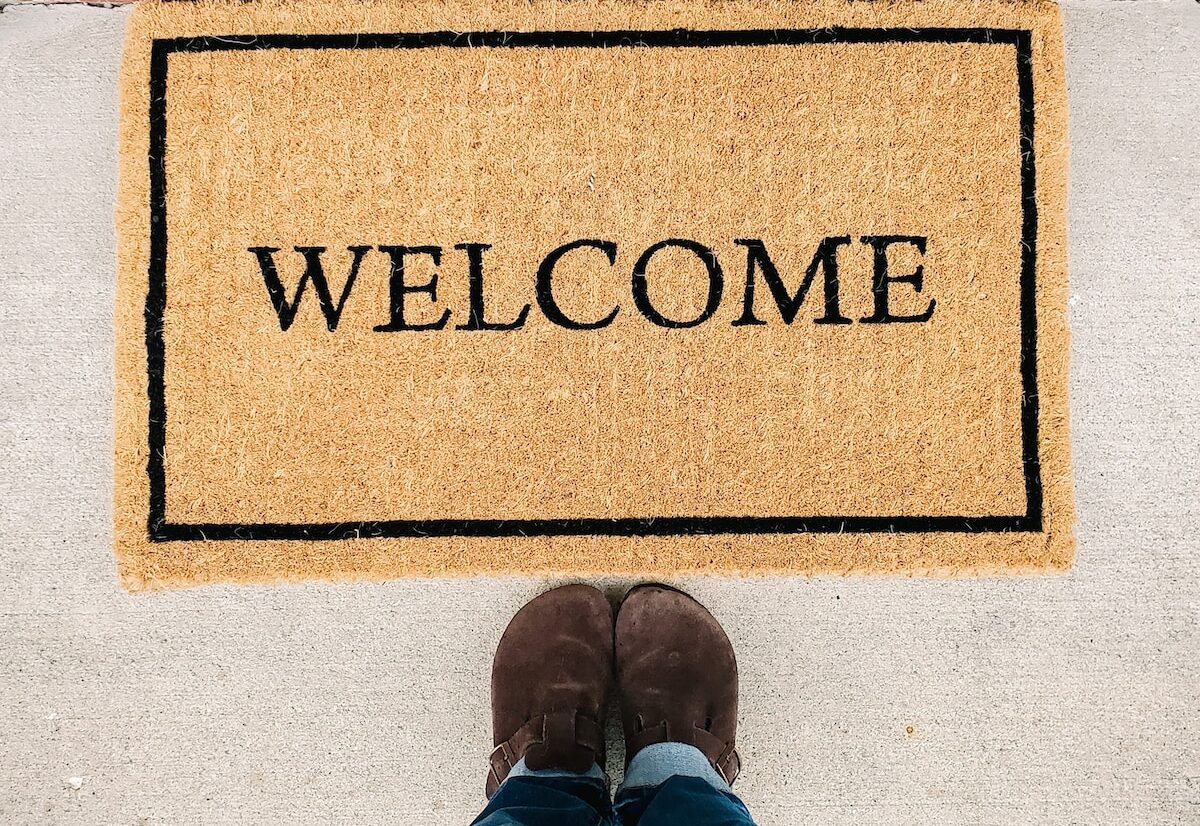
[1,2,1198,823]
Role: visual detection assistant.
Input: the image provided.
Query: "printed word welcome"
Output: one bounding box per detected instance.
[248,236,935,332]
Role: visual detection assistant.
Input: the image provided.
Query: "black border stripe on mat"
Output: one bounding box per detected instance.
[145,27,1043,541]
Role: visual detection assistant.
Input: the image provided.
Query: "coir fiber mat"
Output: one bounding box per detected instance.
[115,0,1074,589]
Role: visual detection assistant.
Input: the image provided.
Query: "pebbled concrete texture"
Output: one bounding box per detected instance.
[0,2,1197,824]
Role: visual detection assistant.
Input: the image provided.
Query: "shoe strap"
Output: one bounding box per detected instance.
[627,720,742,786]
[487,710,604,795]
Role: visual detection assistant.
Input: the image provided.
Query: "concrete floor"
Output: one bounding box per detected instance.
[1,1,1197,823]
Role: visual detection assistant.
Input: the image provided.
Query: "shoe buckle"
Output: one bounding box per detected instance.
[489,740,517,774]
[713,743,739,786]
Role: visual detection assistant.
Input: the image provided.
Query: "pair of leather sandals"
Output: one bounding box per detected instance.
[487,583,740,797]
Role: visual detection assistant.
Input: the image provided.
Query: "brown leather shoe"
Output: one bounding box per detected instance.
[615,584,741,785]
[487,584,613,797]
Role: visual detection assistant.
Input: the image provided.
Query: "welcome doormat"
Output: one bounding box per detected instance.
[114,0,1074,589]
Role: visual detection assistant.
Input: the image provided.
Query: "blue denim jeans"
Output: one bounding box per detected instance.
[471,743,756,826]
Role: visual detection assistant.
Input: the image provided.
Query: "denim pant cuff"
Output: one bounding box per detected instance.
[504,757,609,788]
[618,742,733,795]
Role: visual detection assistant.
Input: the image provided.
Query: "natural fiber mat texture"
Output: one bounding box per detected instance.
[115,0,1073,589]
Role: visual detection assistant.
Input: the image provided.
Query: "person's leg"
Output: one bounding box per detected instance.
[471,584,617,826]
[613,585,757,826]
[613,744,754,825]
[472,760,613,826]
